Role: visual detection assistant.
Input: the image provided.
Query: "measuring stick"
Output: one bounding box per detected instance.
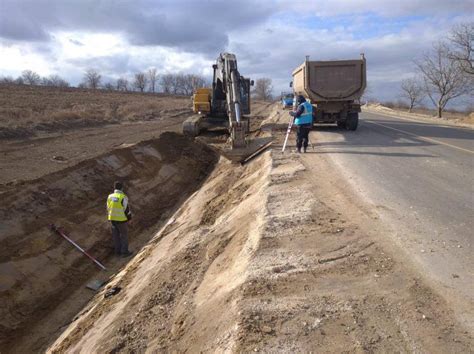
[282,117,294,152]
[50,224,107,270]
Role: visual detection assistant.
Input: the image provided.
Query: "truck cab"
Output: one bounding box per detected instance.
[281,92,294,109]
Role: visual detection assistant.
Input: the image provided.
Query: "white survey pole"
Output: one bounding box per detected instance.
[282,117,294,152]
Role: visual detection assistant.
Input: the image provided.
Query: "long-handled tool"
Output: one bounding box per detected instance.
[50,224,106,270]
[282,117,294,153]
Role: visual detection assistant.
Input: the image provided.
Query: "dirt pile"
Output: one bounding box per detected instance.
[0,132,217,352]
[47,153,273,352]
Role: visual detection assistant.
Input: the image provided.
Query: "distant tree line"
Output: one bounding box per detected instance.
[0,68,210,96]
[400,21,473,117]
[0,70,70,88]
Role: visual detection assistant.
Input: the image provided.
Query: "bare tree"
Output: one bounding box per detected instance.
[160,73,176,94]
[148,68,158,93]
[190,74,208,92]
[400,77,424,112]
[134,72,148,92]
[22,70,41,85]
[104,82,115,91]
[177,74,195,95]
[116,77,129,91]
[253,78,273,101]
[83,69,101,89]
[0,76,15,84]
[42,74,69,87]
[448,22,473,75]
[416,42,471,117]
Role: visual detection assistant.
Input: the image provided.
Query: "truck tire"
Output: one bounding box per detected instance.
[346,112,359,131]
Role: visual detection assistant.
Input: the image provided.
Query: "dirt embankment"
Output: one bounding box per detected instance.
[47,106,472,352]
[0,132,218,352]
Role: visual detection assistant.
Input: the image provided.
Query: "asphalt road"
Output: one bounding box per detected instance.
[310,110,473,319]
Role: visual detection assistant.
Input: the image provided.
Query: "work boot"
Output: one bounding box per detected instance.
[303,147,307,153]
[297,148,301,153]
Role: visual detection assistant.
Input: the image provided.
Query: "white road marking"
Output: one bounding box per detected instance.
[365,120,474,154]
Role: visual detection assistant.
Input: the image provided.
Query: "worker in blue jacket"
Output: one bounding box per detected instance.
[289,95,313,153]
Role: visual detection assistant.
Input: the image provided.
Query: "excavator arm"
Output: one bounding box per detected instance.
[213,53,249,148]
[185,53,272,163]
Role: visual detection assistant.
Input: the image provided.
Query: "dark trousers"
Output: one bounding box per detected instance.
[296,125,311,150]
[111,221,129,254]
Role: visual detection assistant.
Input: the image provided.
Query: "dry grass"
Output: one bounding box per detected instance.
[379,101,472,120]
[366,102,473,126]
[0,84,191,138]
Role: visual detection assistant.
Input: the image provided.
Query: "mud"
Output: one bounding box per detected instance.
[0,132,218,352]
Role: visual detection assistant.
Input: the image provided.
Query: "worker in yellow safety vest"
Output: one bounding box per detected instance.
[107,181,133,257]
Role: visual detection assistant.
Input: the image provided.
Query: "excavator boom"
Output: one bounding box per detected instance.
[184,52,272,162]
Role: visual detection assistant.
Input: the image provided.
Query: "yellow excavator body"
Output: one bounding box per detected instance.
[192,88,211,114]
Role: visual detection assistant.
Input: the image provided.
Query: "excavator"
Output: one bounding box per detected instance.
[183,52,272,162]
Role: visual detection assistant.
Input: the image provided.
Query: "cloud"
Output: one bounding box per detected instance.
[0,15,50,42]
[0,0,472,107]
[0,0,276,55]
[281,0,474,17]
[229,14,470,102]
[68,38,84,46]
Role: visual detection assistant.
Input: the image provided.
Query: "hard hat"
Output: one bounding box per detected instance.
[297,95,306,104]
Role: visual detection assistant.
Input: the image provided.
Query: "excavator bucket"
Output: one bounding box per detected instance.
[230,122,247,149]
[217,136,273,164]
[187,117,272,163]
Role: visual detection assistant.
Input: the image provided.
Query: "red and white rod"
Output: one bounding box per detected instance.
[50,224,107,270]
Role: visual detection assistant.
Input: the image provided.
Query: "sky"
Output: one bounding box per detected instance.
[0,0,473,105]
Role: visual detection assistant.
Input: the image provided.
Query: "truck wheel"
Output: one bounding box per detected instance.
[346,112,359,131]
[337,121,346,129]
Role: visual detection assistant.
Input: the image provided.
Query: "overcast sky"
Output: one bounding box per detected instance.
[0,0,472,104]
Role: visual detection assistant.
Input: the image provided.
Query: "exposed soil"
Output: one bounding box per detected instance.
[1,87,471,352]
[0,133,218,352]
[0,84,191,139]
[45,105,472,353]
[0,86,274,352]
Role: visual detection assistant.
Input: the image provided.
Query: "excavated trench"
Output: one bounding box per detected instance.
[0,132,218,352]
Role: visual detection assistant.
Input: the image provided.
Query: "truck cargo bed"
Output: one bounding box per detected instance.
[292,55,366,102]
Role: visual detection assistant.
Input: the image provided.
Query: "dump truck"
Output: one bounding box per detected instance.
[291,54,366,130]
